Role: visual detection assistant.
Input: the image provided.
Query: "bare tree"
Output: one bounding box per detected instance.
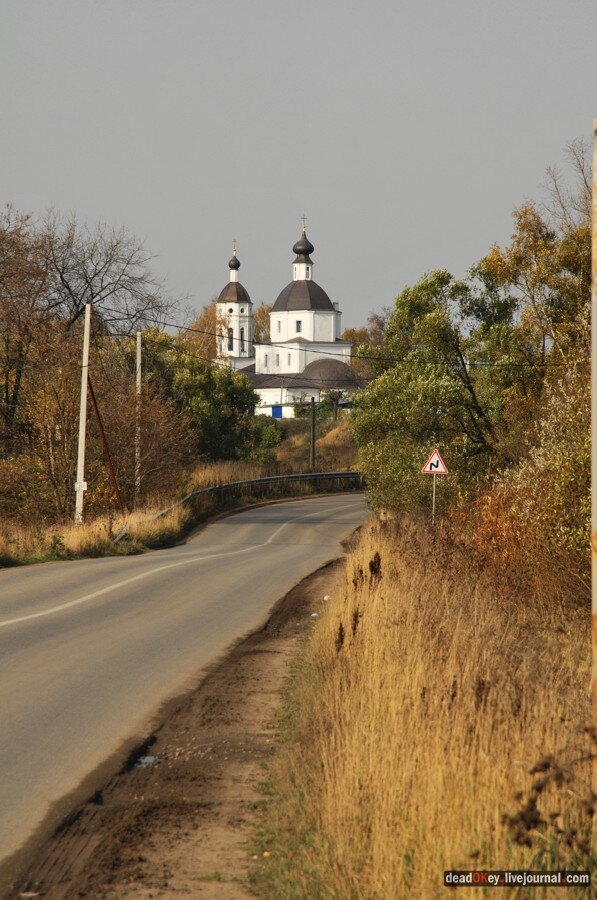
[40,211,176,333]
[542,137,591,231]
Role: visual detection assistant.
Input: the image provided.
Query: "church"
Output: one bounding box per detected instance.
[215,223,359,418]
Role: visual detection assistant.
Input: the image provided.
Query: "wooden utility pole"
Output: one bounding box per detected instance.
[310,396,316,470]
[591,119,597,800]
[135,330,142,506]
[74,303,91,524]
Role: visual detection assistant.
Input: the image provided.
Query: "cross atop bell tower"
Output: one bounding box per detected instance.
[292,218,315,281]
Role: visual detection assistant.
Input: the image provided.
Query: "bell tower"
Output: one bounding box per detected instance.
[216,242,254,370]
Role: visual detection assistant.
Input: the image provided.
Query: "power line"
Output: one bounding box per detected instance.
[117,331,346,392]
[102,306,571,371]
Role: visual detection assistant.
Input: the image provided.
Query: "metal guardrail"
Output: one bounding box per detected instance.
[114,471,363,543]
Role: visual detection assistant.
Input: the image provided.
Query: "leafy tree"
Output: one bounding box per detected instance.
[352,143,590,513]
[142,332,260,460]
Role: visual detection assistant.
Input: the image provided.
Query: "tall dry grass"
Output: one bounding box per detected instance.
[276,417,358,472]
[0,515,133,566]
[257,520,592,898]
[185,459,270,491]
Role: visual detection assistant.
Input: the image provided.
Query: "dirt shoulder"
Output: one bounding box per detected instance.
[11,560,343,899]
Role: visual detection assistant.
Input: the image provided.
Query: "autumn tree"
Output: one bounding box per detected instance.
[253,302,272,344]
[181,299,221,360]
[0,209,52,453]
[352,141,590,512]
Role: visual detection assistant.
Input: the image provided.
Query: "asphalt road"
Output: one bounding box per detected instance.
[0,494,367,865]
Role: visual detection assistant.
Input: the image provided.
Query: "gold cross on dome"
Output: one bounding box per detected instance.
[300,215,307,234]
[232,239,237,255]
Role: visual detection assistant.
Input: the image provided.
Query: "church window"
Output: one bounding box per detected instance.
[264,353,268,366]
[240,328,245,352]
[276,354,280,366]
[306,267,310,278]
[296,320,302,333]
[277,319,281,333]
[227,327,234,351]
[287,353,291,365]
[240,307,245,314]
[228,308,234,314]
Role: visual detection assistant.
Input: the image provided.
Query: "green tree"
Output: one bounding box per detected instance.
[352,142,590,513]
[143,332,260,460]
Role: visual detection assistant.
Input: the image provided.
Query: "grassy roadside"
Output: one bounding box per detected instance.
[0,420,359,568]
[253,518,593,898]
[0,462,361,567]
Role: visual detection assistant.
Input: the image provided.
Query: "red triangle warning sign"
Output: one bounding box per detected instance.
[420,448,448,475]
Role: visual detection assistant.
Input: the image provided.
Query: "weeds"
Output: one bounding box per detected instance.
[255,519,593,898]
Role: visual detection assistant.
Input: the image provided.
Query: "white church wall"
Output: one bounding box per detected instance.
[216,301,253,364]
[312,311,336,342]
[256,385,321,419]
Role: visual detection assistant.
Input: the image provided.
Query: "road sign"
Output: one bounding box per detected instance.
[420,449,448,526]
[420,449,448,475]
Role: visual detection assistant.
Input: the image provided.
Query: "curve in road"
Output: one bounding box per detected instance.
[0,494,367,864]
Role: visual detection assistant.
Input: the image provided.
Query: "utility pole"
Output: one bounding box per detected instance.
[591,118,597,804]
[74,303,91,525]
[134,329,142,506]
[310,396,316,470]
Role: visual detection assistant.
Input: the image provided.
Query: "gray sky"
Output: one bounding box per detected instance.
[1,1,595,329]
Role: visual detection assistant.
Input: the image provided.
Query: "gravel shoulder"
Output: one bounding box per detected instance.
[9,559,343,899]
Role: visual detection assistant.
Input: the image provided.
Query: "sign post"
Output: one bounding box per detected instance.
[420,448,449,525]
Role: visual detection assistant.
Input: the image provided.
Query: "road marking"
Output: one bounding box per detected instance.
[0,500,360,630]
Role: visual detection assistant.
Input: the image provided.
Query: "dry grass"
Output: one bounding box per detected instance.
[185,459,270,491]
[276,417,358,472]
[124,504,193,549]
[0,461,274,567]
[256,520,592,898]
[0,515,132,565]
[0,458,358,567]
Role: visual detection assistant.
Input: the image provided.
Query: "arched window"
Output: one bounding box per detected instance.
[227,327,234,351]
[240,327,245,352]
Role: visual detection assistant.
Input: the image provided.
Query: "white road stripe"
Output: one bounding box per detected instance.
[0,501,357,629]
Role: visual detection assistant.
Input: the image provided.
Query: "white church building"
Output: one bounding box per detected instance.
[216,225,359,418]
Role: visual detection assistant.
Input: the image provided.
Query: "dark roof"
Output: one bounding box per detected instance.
[292,231,314,256]
[241,358,360,392]
[297,358,360,390]
[272,280,334,312]
[242,369,300,389]
[228,255,240,270]
[218,282,252,305]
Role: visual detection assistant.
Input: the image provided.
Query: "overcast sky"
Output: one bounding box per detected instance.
[1,1,595,329]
